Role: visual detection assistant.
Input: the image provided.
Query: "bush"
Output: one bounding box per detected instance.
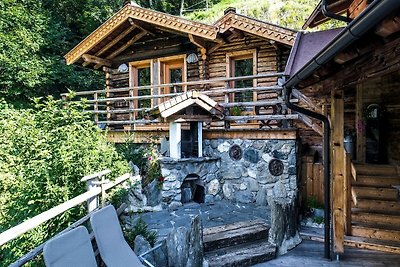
[0,97,129,266]
[124,218,158,249]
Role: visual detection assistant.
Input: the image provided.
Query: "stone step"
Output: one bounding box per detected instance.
[205,240,276,267]
[203,219,269,252]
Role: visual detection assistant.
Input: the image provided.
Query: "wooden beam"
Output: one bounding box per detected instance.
[188,34,207,49]
[203,129,297,140]
[95,25,136,57]
[128,18,156,36]
[107,31,147,59]
[82,54,112,68]
[228,28,244,41]
[355,83,365,163]
[331,89,345,254]
[375,15,400,38]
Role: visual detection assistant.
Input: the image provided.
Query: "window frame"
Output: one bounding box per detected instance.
[226,49,258,108]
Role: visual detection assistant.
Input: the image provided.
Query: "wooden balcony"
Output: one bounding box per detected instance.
[62,73,300,141]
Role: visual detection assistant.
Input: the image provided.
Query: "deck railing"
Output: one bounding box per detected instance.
[61,73,299,128]
[0,170,135,267]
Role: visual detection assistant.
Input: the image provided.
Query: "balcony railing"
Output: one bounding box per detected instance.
[61,73,299,129]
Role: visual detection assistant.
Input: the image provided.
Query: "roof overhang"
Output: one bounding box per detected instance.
[158,91,223,120]
[64,4,296,67]
[64,4,218,65]
[303,0,352,29]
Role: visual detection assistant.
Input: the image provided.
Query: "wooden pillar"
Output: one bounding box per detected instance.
[356,83,365,162]
[331,90,345,254]
[169,122,181,159]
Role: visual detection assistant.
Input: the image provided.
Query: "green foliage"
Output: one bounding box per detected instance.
[313,216,324,224]
[185,0,344,30]
[230,106,243,116]
[306,196,324,209]
[0,97,129,265]
[124,218,158,248]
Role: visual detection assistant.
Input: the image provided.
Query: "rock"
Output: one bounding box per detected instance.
[207,179,220,196]
[244,149,260,163]
[222,183,234,200]
[210,140,219,149]
[288,166,296,175]
[134,235,155,266]
[161,168,171,177]
[252,140,265,150]
[248,168,257,178]
[248,178,259,191]
[234,190,254,203]
[166,215,203,267]
[239,183,247,190]
[262,153,273,163]
[256,188,268,206]
[154,241,169,267]
[168,201,182,211]
[144,179,162,206]
[186,215,203,267]
[205,195,215,204]
[129,161,141,176]
[217,142,230,153]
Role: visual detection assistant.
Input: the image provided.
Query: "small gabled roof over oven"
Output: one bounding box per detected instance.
[158,91,223,121]
[64,3,296,68]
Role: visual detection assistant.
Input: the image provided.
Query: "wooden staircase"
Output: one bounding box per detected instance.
[203,220,276,266]
[350,163,400,244]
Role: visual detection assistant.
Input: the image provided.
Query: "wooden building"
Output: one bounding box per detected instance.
[285,0,400,257]
[63,3,297,144]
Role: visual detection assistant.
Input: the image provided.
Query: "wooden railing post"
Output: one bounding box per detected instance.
[94,92,99,124]
[129,88,135,130]
[81,170,111,213]
[224,81,230,129]
[344,152,352,235]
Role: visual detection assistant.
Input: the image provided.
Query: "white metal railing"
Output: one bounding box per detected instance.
[0,170,135,267]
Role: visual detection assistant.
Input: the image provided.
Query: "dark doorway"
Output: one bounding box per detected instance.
[180,174,204,204]
[365,104,387,163]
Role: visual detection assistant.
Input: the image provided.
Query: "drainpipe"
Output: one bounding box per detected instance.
[322,0,352,23]
[284,84,331,259]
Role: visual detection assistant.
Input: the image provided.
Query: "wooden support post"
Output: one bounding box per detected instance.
[169,122,181,159]
[344,152,352,235]
[198,122,203,157]
[129,88,135,131]
[331,89,345,254]
[104,67,112,122]
[356,83,365,162]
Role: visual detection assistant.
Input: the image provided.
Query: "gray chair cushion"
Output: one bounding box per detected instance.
[90,205,145,267]
[43,226,97,267]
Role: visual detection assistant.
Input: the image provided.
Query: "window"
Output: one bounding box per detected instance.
[159,55,187,103]
[129,60,152,118]
[227,50,257,108]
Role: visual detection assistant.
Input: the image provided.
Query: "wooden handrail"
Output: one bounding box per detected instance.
[61,73,284,97]
[0,172,132,246]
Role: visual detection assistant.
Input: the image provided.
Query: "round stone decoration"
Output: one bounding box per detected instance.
[269,159,284,176]
[229,145,243,161]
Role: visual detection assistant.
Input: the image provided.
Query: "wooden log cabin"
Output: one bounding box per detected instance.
[63,3,297,144]
[285,0,400,257]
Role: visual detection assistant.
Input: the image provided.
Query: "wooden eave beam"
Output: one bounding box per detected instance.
[107,30,147,59]
[375,15,400,38]
[95,25,136,57]
[128,18,156,36]
[82,54,112,68]
[227,28,244,41]
[188,34,207,49]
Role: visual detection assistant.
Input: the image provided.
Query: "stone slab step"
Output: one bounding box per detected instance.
[203,219,269,252]
[205,240,276,267]
[351,186,399,201]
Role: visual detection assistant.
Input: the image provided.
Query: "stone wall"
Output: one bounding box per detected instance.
[160,157,222,209]
[202,139,298,205]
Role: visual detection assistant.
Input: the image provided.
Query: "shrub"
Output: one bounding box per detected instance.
[0,97,129,266]
[124,218,158,249]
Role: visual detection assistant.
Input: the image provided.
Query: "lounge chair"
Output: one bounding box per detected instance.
[43,226,97,267]
[90,205,146,267]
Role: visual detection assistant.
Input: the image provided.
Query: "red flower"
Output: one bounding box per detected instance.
[158,176,165,182]
[148,156,152,161]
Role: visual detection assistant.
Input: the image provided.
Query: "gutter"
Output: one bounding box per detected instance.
[322,0,352,24]
[284,0,400,260]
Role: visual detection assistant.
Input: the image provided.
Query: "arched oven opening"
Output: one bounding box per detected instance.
[180,174,205,204]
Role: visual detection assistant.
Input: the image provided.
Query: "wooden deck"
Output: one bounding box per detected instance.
[254,239,400,267]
